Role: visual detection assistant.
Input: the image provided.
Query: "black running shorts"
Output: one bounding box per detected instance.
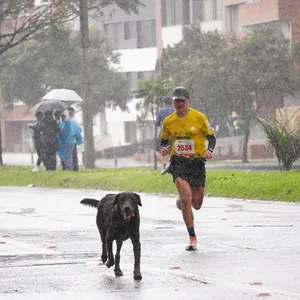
[167,155,206,188]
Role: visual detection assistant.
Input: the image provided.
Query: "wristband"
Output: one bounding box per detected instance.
[207,148,214,153]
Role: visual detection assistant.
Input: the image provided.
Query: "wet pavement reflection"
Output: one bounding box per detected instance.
[0,187,300,299]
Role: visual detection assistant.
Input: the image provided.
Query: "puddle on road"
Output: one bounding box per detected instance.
[224,204,244,213]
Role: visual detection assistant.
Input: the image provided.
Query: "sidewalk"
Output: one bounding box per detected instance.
[1,152,153,169]
[2,152,300,170]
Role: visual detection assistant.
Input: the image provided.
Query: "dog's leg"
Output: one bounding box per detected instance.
[98,225,107,263]
[131,236,142,280]
[105,235,115,268]
[101,235,107,263]
[114,239,123,277]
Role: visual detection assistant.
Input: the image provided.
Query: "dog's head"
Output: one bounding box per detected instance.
[113,192,142,221]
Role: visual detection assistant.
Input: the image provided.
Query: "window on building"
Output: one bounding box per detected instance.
[162,0,175,26]
[124,72,139,91]
[227,5,239,36]
[212,0,217,20]
[162,0,185,26]
[137,20,156,48]
[192,0,203,25]
[124,121,137,143]
[203,0,221,21]
[137,72,144,80]
[125,72,132,87]
[124,21,136,40]
[104,23,121,49]
[182,0,190,25]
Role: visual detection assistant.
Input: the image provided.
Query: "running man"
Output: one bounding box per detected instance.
[160,86,216,251]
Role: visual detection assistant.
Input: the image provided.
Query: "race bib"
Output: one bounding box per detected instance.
[174,140,195,156]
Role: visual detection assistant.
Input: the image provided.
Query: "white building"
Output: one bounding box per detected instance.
[77,0,225,153]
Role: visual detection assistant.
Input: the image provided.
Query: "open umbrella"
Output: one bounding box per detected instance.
[42,89,83,103]
[31,100,67,113]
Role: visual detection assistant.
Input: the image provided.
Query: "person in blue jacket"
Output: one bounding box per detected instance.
[57,111,83,171]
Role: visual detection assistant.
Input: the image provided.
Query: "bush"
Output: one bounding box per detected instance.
[256,108,300,171]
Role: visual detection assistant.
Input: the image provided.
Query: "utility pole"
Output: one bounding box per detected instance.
[0,112,3,165]
[0,2,4,165]
[79,0,95,168]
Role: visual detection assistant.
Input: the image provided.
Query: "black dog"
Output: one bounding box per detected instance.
[81,192,142,280]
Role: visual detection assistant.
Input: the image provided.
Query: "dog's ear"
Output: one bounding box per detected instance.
[134,193,142,206]
[113,194,120,205]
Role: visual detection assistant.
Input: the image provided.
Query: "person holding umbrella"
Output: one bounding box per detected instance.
[39,110,61,171]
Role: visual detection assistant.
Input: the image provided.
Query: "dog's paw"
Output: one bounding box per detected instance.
[106,259,114,268]
[114,269,123,277]
[133,272,142,281]
[101,254,107,263]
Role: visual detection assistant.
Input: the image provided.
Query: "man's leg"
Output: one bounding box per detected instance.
[72,145,79,171]
[64,144,74,170]
[191,187,205,210]
[175,177,199,250]
[42,151,50,171]
[175,177,194,229]
[36,147,43,167]
[48,152,57,171]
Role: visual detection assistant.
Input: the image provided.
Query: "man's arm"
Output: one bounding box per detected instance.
[160,139,171,156]
[160,138,169,148]
[206,134,216,153]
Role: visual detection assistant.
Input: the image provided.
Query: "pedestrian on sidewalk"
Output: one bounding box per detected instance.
[29,111,44,172]
[67,107,80,171]
[155,96,175,170]
[57,110,83,171]
[160,86,216,251]
[39,110,61,171]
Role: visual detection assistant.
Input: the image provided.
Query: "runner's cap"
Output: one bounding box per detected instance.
[172,86,189,100]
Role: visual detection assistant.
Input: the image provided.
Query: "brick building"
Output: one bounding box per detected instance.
[225,0,300,43]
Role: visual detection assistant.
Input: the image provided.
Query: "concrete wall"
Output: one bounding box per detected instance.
[278,0,300,43]
[201,20,224,32]
[239,0,279,26]
[162,25,183,47]
[225,0,300,43]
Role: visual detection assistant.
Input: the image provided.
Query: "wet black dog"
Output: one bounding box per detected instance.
[81,192,142,280]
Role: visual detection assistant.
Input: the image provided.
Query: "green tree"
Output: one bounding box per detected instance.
[158,28,229,118]
[0,25,130,110]
[135,75,172,169]
[0,0,142,55]
[0,0,142,166]
[220,27,299,162]
[158,26,300,163]
[256,108,300,171]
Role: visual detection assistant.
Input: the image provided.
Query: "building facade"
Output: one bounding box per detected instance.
[88,0,225,153]
[3,1,300,157]
[224,0,300,42]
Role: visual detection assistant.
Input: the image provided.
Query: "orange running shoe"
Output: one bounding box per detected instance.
[185,236,197,251]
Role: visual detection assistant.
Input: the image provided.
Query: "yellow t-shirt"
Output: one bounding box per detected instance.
[160,108,214,157]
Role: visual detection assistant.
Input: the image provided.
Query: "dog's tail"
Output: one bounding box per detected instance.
[80,198,100,208]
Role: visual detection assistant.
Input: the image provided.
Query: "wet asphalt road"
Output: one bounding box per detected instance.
[0,187,300,300]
